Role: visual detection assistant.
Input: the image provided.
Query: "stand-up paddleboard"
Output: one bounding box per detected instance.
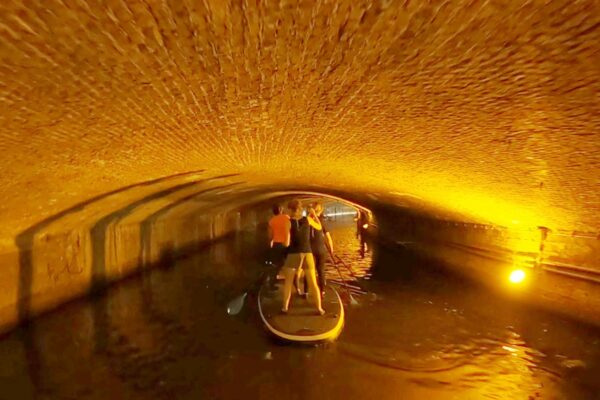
[258,284,344,343]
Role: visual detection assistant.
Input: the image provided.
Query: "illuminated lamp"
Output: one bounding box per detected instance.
[509,269,526,284]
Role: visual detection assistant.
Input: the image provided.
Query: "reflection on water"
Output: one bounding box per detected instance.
[0,218,598,400]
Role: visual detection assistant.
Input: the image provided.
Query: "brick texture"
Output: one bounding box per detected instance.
[0,0,599,244]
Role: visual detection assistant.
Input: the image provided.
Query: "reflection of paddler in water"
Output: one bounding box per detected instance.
[280,199,325,315]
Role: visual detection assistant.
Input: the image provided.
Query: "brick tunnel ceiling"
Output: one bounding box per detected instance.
[0,0,599,238]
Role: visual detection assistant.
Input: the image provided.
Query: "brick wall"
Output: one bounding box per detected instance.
[373,204,600,326]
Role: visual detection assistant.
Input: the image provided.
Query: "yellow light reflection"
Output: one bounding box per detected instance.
[389,170,564,229]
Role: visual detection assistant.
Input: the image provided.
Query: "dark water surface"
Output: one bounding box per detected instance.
[0,218,599,400]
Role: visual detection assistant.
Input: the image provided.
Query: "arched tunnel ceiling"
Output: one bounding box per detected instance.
[0,0,599,243]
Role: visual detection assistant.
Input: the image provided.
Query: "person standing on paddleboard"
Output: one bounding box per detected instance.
[267,204,291,289]
[309,202,334,298]
[280,199,325,315]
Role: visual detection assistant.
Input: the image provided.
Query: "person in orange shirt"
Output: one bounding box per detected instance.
[268,204,291,269]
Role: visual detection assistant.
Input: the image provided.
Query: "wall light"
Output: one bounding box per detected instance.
[509,269,526,284]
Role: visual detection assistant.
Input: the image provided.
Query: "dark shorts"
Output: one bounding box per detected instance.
[269,242,288,267]
[314,251,327,291]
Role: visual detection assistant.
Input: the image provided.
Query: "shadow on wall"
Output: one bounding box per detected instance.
[14,170,245,326]
[88,175,243,293]
[137,182,245,272]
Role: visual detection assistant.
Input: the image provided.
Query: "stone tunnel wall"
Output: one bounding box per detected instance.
[373,204,600,326]
[0,176,275,335]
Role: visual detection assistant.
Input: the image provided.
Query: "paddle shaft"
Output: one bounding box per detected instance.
[227,264,276,315]
[332,253,369,296]
[335,254,359,280]
[326,247,356,303]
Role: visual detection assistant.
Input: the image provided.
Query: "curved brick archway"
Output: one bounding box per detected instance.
[0,0,598,237]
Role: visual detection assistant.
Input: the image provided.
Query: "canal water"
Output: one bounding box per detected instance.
[0,218,598,399]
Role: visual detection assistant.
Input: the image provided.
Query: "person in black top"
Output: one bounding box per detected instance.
[309,202,334,297]
[280,199,325,315]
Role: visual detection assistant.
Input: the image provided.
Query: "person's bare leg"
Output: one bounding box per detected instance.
[281,267,295,312]
[304,254,324,314]
[308,273,324,315]
[295,268,304,295]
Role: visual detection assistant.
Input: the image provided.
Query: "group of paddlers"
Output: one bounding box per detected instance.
[268,200,333,315]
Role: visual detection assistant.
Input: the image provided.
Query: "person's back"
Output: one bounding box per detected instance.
[289,217,311,254]
[269,213,290,245]
[267,205,290,276]
[310,222,328,254]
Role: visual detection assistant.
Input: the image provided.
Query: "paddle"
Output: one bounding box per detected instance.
[227,292,248,315]
[327,248,359,306]
[227,266,274,316]
[334,254,375,301]
[334,254,360,280]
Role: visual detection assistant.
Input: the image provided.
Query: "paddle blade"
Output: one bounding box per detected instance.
[227,292,248,315]
[338,289,359,306]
